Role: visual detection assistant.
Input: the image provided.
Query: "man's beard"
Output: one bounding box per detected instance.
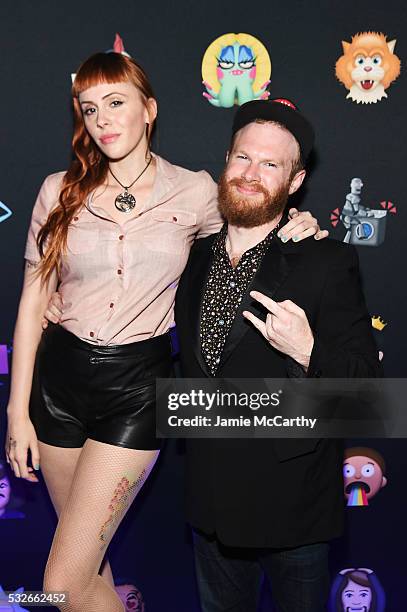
[218,171,291,228]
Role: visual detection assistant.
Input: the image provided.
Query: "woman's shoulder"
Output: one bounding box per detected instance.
[32,170,66,216]
[155,155,216,191]
[40,170,67,193]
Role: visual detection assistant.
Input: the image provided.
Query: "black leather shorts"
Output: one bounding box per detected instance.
[29,325,173,450]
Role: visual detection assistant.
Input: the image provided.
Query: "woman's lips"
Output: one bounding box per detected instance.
[100,134,120,144]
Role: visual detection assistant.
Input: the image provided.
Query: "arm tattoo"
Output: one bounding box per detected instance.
[26,259,39,269]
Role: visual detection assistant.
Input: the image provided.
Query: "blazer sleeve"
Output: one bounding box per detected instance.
[307,245,382,378]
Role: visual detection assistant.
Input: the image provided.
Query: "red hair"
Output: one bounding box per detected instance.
[37,52,156,281]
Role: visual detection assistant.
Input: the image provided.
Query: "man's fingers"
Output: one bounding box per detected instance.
[278,299,304,316]
[242,310,267,338]
[249,291,285,318]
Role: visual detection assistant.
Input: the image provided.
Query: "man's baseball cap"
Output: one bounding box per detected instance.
[231,98,315,161]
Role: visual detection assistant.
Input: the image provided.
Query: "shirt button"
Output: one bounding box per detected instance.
[109,302,114,308]
[117,269,122,275]
[89,331,94,337]
[119,235,124,240]
[219,319,225,326]
[230,281,236,288]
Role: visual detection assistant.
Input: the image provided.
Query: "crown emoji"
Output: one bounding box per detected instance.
[372,315,387,331]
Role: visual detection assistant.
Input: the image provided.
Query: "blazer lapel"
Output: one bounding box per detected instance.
[188,237,217,376]
[219,238,301,370]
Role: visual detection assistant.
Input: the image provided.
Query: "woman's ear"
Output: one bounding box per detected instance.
[146,97,158,123]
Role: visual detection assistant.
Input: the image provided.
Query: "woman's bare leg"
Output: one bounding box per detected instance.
[38,442,114,585]
[43,439,159,611]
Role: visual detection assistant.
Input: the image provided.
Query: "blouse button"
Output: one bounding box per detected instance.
[172,216,178,222]
[119,235,124,240]
[73,216,79,221]
[89,331,94,337]
[109,302,114,308]
[117,269,122,275]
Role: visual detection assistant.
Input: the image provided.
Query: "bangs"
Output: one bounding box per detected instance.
[72,52,131,97]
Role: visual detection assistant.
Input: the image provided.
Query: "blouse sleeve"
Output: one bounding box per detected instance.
[24,172,65,263]
[196,171,223,238]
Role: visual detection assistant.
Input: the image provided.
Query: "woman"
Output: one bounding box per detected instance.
[5,51,325,611]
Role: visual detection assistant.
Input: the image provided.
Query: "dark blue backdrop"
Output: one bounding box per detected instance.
[0,1,406,609]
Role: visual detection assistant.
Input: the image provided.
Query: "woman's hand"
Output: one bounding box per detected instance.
[277,208,329,243]
[42,291,63,329]
[5,415,40,482]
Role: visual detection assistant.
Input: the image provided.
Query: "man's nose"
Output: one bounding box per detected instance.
[241,163,261,182]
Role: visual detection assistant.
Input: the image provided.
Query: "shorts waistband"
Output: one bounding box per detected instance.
[43,324,172,357]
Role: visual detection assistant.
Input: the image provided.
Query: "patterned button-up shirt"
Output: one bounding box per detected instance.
[200,223,277,375]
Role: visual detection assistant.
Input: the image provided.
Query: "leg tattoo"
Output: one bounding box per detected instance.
[99,470,147,550]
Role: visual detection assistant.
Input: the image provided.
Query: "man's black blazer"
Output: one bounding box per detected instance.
[174,230,381,548]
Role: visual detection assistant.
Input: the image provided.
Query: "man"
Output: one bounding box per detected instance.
[174,99,381,611]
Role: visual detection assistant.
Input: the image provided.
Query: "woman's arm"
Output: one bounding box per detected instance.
[6,261,58,480]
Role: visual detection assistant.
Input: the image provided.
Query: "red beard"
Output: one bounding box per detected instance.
[218,171,290,228]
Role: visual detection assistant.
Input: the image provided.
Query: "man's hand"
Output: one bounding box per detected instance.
[243,291,314,370]
[41,291,63,330]
[278,208,329,243]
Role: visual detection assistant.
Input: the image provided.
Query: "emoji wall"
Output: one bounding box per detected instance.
[0,0,406,610]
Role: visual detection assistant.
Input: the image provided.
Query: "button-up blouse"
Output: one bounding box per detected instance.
[25,155,223,344]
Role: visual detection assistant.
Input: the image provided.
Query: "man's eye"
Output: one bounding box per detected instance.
[265,162,276,168]
[236,155,248,160]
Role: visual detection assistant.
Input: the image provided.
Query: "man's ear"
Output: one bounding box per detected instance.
[225,150,230,163]
[289,169,306,195]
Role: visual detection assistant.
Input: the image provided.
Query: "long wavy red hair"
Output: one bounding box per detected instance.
[37,52,156,281]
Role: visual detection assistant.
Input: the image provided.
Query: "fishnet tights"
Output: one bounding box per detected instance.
[43,439,159,611]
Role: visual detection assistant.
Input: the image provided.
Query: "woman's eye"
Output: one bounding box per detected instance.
[83,107,96,116]
[111,100,123,108]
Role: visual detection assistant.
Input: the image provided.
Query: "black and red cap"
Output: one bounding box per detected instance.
[231,98,315,161]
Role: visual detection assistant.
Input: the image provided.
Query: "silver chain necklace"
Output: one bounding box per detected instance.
[109,156,152,213]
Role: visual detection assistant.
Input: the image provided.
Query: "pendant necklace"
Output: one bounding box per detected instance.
[109,156,152,213]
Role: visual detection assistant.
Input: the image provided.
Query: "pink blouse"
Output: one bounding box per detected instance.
[25,155,223,344]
